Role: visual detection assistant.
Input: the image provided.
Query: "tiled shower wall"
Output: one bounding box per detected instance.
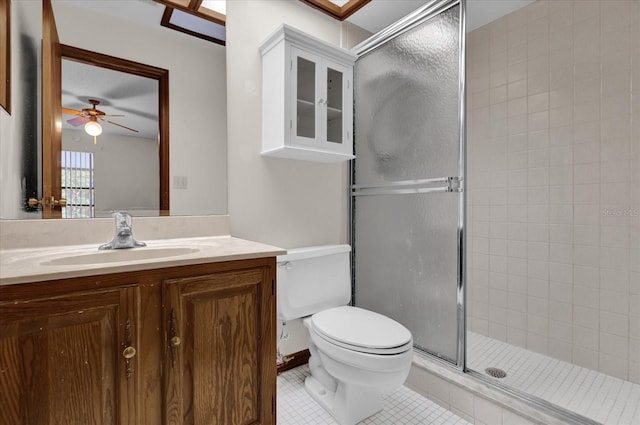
[466,0,639,383]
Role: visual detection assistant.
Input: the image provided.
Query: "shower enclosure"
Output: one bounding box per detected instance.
[351,0,465,368]
[351,0,639,424]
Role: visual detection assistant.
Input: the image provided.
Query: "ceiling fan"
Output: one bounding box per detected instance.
[62,99,139,138]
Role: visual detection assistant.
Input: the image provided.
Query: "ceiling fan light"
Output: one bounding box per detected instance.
[85,119,102,136]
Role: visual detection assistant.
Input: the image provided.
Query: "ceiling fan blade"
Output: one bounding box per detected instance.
[67,116,90,126]
[62,107,83,115]
[103,119,139,133]
[116,106,158,121]
[101,114,125,117]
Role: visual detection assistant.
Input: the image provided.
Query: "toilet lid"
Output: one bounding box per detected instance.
[310,306,412,353]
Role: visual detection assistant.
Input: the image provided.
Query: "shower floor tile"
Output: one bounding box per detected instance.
[278,365,470,425]
[467,332,640,425]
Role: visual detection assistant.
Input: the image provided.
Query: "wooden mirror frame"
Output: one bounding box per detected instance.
[58,45,170,215]
[0,0,10,113]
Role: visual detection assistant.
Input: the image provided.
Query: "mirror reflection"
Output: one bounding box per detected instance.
[0,0,228,219]
[61,57,161,218]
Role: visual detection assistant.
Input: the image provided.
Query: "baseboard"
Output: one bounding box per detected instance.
[277,349,310,374]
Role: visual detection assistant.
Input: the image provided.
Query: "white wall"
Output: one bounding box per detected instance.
[226,0,368,248]
[62,129,159,216]
[0,1,42,219]
[226,0,370,356]
[0,108,18,218]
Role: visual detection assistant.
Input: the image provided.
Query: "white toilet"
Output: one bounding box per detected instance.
[277,245,413,425]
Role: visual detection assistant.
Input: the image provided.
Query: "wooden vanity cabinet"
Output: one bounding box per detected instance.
[0,286,139,425]
[164,266,275,425]
[0,257,277,425]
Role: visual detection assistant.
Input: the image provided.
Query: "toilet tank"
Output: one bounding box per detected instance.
[276,245,351,321]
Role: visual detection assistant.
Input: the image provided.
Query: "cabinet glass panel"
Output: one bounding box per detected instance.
[296,56,316,138]
[326,67,343,144]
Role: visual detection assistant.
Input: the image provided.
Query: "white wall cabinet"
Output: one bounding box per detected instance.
[261,25,356,163]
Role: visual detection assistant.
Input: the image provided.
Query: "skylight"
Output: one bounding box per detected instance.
[156,0,226,45]
[300,0,371,21]
[201,0,226,16]
[163,9,225,45]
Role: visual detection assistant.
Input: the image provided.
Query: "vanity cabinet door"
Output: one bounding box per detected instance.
[0,287,139,425]
[163,265,276,425]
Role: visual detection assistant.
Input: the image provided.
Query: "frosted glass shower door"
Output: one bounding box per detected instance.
[352,0,463,363]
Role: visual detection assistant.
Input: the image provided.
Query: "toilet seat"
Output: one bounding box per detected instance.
[310,306,412,355]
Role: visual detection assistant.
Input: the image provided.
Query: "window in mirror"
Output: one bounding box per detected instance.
[61,151,95,219]
[0,0,10,113]
[200,0,225,17]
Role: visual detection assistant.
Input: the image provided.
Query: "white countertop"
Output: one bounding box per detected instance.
[0,236,286,286]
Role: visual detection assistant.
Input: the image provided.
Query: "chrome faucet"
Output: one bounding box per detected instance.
[99,211,146,250]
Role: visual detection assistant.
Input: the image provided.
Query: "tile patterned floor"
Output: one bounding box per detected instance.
[467,332,640,425]
[277,365,470,425]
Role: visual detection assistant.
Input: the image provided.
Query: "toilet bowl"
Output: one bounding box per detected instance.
[277,245,414,425]
[304,306,413,425]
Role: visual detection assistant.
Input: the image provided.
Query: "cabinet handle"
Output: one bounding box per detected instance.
[123,318,136,378]
[169,309,180,367]
[318,98,327,105]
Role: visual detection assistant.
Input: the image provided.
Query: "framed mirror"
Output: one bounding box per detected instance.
[39,1,169,219]
[0,0,227,220]
[59,45,169,218]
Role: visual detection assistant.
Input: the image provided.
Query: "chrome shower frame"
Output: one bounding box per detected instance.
[348,1,596,424]
[349,0,467,370]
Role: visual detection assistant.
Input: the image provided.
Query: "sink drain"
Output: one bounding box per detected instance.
[485,367,507,378]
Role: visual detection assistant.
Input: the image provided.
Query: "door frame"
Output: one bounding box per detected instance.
[42,0,62,218]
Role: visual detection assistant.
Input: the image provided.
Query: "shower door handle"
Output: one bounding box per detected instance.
[352,176,462,197]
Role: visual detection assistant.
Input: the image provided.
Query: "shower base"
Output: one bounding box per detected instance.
[467,332,640,425]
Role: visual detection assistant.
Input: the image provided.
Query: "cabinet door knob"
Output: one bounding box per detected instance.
[169,309,181,367]
[123,346,137,359]
[122,318,136,378]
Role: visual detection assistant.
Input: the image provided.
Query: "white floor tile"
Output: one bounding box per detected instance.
[278,366,471,425]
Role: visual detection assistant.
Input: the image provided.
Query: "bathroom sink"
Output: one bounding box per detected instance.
[43,247,200,266]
